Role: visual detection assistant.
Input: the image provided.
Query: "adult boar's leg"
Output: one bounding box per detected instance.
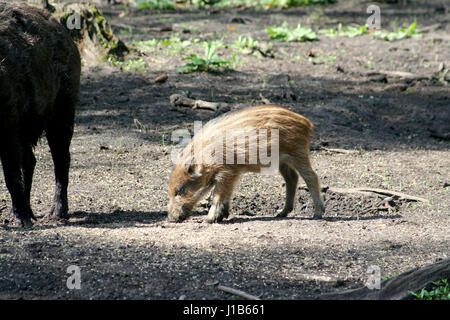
[45,110,75,220]
[0,136,35,226]
[23,145,37,206]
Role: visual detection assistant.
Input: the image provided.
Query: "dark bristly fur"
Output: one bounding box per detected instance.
[0,2,81,226]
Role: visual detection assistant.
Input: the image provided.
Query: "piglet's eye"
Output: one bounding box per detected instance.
[174,185,186,196]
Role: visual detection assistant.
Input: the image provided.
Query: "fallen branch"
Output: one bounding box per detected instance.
[350,69,432,82]
[217,285,261,300]
[347,187,428,203]
[369,70,430,81]
[301,185,427,203]
[320,147,360,155]
[319,258,450,300]
[169,94,228,112]
[193,100,223,112]
[258,93,272,105]
[376,70,419,78]
[297,273,334,282]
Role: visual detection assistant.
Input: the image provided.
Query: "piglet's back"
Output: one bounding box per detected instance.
[187,105,314,159]
[205,105,312,132]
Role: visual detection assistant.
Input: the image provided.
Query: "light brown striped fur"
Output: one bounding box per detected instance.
[168,105,325,223]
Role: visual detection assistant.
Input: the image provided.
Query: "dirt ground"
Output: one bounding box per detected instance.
[0,0,449,300]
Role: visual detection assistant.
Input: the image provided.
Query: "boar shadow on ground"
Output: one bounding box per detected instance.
[59,210,167,228]
[221,213,402,224]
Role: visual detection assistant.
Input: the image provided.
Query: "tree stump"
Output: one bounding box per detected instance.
[28,0,129,65]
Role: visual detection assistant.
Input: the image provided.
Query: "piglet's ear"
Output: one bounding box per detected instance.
[184,162,202,179]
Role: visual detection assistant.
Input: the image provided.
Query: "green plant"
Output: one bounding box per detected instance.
[119,26,133,36]
[216,0,336,8]
[233,35,260,52]
[123,58,148,72]
[135,0,175,10]
[372,22,421,41]
[375,173,392,186]
[106,55,124,67]
[133,36,192,55]
[207,38,225,50]
[132,39,158,51]
[341,25,368,37]
[325,55,336,64]
[381,274,399,280]
[107,56,148,72]
[266,22,317,42]
[265,0,335,8]
[410,279,450,300]
[319,24,368,38]
[176,42,231,73]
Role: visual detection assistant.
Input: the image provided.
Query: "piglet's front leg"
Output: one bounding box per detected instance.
[206,197,230,223]
[206,173,240,223]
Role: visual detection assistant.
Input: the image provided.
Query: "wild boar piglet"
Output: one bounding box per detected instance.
[168,105,325,223]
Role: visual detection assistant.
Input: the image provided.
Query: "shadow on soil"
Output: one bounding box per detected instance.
[0,239,348,299]
[7,210,169,230]
[78,70,449,151]
[224,213,403,224]
[3,209,401,230]
[1,222,443,299]
[67,210,167,227]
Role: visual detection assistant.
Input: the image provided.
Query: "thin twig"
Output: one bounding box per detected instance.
[259,93,272,105]
[351,187,428,202]
[320,147,360,154]
[323,187,427,203]
[217,285,261,300]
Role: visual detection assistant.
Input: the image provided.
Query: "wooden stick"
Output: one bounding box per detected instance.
[297,273,334,282]
[301,185,427,202]
[362,70,430,81]
[259,93,272,105]
[351,187,428,202]
[354,69,431,81]
[170,94,227,112]
[217,285,261,300]
[193,100,221,112]
[320,147,360,154]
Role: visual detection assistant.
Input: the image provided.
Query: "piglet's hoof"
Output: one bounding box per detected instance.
[312,214,323,220]
[276,207,292,218]
[206,215,224,224]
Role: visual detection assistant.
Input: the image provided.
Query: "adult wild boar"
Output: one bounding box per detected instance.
[0,2,81,226]
[168,105,325,223]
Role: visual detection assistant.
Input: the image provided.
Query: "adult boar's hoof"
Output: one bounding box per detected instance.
[45,201,69,221]
[15,216,34,228]
[9,208,35,227]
